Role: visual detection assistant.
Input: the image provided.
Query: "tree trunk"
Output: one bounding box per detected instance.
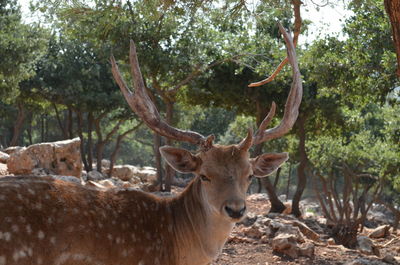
[53,103,68,139]
[41,115,45,142]
[254,143,286,213]
[87,112,94,172]
[44,114,49,142]
[273,167,282,189]
[291,115,308,217]
[26,114,33,145]
[154,133,164,191]
[384,0,400,76]
[9,103,26,146]
[76,110,89,172]
[254,99,286,213]
[164,100,175,192]
[286,163,292,200]
[67,107,73,138]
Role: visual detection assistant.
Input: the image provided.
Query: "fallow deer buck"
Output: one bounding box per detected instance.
[0,24,302,265]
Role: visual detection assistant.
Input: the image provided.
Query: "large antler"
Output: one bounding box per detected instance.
[253,23,303,145]
[110,41,210,147]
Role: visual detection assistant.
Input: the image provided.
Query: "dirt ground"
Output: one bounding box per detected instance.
[213,198,400,265]
[1,162,399,265]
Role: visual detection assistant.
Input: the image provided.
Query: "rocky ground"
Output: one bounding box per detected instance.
[213,195,400,265]
[1,140,399,265]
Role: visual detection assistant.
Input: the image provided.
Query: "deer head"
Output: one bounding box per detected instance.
[110,22,302,224]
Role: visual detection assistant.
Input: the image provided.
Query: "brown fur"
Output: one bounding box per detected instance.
[0,144,287,265]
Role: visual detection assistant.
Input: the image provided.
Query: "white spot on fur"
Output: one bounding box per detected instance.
[26,225,32,234]
[55,253,105,265]
[50,237,56,245]
[12,225,19,232]
[28,189,35,195]
[38,230,45,239]
[0,232,11,241]
[13,250,27,261]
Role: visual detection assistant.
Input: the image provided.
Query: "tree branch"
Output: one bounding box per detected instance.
[248,0,302,87]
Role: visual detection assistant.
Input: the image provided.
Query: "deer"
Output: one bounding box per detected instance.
[0,24,302,265]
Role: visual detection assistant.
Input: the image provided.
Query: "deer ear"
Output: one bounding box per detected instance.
[159,146,201,173]
[251,152,288,177]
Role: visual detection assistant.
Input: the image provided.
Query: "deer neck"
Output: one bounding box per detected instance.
[170,178,234,265]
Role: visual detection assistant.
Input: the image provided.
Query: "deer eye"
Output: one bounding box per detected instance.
[248,174,254,181]
[200,174,211,182]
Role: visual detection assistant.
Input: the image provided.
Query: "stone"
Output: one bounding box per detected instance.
[344,258,387,265]
[0,151,9,163]
[241,224,266,239]
[382,254,398,265]
[299,242,315,258]
[109,165,140,182]
[327,238,336,245]
[247,193,269,201]
[238,212,258,227]
[357,235,379,256]
[272,233,299,259]
[87,170,105,181]
[50,175,83,185]
[369,225,390,239]
[2,146,23,155]
[6,138,82,178]
[135,166,157,182]
[291,220,320,242]
[98,179,116,188]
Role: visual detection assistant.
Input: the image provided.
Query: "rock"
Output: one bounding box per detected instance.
[87,170,105,181]
[382,254,399,265]
[241,223,267,239]
[272,233,299,258]
[357,235,379,256]
[3,146,23,155]
[98,179,116,188]
[86,180,107,190]
[238,212,258,226]
[50,175,83,185]
[247,193,269,201]
[369,225,390,239]
[6,138,82,178]
[32,167,54,176]
[345,258,388,265]
[299,242,315,258]
[327,238,336,245]
[101,159,111,168]
[109,165,141,182]
[276,224,305,243]
[135,166,157,182]
[291,220,320,242]
[0,151,9,163]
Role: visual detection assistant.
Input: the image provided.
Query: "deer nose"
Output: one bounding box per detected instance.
[224,200,246,219]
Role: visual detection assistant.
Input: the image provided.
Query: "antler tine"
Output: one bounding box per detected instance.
[110,40,206,146]
[253,23,303,145]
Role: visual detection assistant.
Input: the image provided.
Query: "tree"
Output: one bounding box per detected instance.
[384,0,400,76]
[0,0,47,146]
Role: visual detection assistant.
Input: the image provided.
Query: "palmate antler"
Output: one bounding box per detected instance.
[110,23,302,150]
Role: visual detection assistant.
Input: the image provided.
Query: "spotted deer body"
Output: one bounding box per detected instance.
[0,144,285,265]
[0,24,302,265]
